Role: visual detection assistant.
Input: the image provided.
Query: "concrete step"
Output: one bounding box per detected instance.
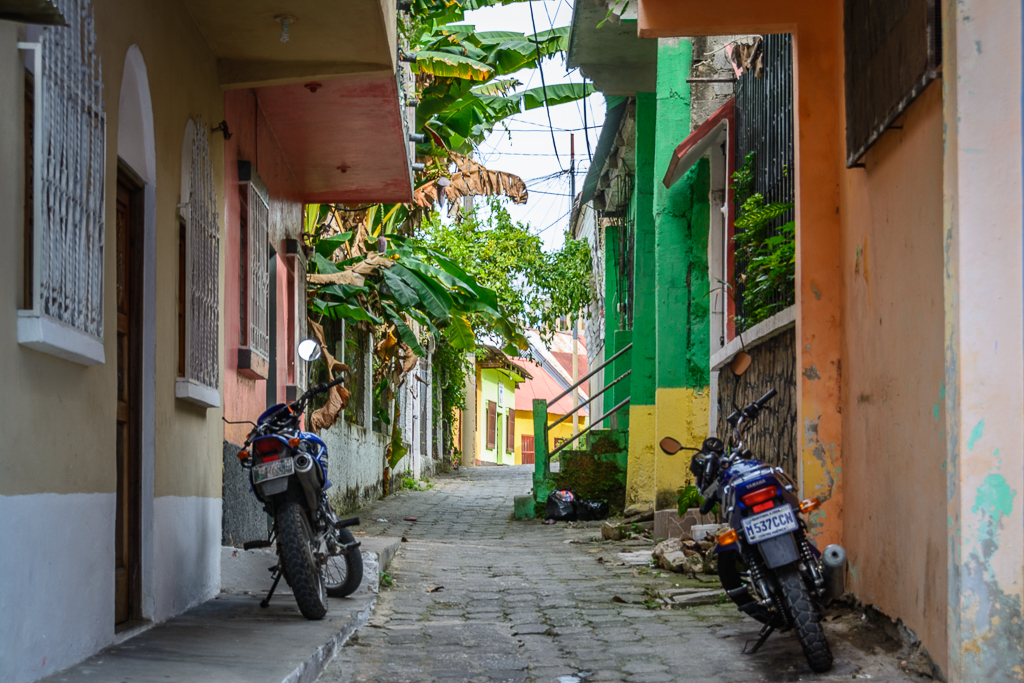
[41,538,401,683]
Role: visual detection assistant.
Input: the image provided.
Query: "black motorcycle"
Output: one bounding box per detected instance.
[660,352,846,672]
[233,339,364,619]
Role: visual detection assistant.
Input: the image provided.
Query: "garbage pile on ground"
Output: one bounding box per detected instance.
[545,489,610,522]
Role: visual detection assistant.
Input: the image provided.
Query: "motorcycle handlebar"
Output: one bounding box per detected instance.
[754,388,778,409]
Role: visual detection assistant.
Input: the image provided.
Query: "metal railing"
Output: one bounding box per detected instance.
[545,343,632,459]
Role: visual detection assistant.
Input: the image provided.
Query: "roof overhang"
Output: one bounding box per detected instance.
[568,0,657,96]
[581,97,627,205]
[187,0,413,203]
[663,98,734,188]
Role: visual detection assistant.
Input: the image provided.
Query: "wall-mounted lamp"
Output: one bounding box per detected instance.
[399,50,417,63]
[276,15,297,43]
[407,98,420,106]
[408,133,426,144]
[411,162,425,172]
[211,120,232,140]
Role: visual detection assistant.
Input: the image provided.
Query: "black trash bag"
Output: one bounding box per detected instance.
[546,489,577,521]
[576,499,609,521]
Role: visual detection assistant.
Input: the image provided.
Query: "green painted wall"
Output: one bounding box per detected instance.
[631,91,658,406]
[654,38,711,390]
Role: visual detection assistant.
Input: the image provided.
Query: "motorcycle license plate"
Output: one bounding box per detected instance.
[742,504,798,543]
[252,458,294,484]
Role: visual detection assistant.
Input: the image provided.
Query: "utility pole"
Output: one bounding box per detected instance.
[570,133,579,438]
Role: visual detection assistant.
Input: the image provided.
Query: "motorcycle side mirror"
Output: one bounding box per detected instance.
[730,351,752,377]
[297,338,322,363]
[659,437,683,455]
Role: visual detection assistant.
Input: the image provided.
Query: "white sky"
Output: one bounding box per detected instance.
[463,0,605,251]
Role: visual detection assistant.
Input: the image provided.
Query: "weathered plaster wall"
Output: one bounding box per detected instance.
[652,39,712,508]
[840,81,947,664]
[1,2,226,679]
[942,0,1024,678]
[625,92,658,511]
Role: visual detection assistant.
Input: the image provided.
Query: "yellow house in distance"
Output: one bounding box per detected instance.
[474,346,530,465]
[513,331,589,465]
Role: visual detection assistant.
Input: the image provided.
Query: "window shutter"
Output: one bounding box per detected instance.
[18,0,107,364]
[486,400,496,449]
[179,118,219,397]
[506,411,514,452]
[238,161,270,378]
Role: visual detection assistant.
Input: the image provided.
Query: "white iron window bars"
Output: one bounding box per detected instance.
[238,162,270,378]
[18,0,106,365]
[175,118,220,408]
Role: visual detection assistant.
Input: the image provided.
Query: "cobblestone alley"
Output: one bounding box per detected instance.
[320,466,926,683]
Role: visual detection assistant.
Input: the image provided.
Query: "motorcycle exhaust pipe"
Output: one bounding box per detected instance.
[293,454,322,513]
[821,544,847,603]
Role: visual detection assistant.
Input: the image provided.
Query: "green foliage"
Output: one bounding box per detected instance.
[404,3,593,156]
[677,485,703,515]
[417,198,592,342]
[730,152,796,328]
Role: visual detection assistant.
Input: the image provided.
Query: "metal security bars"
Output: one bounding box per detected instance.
[733,34,795,330]
[545,342,632,459]
[182,118,219,393]
[239,162,270,373]
[19,0,106,346]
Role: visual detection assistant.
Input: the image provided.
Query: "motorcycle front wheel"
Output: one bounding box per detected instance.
[325,527,364,598]
[777,565,833,672]
[276,498,328,620]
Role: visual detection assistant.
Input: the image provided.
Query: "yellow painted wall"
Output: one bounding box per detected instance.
[654,387,708,508]
[625,405,656,510]
[0,1,224,498]
[513,409,588,465]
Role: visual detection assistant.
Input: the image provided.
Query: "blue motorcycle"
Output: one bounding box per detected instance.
[234,339,363,620]
[660,353,846,672]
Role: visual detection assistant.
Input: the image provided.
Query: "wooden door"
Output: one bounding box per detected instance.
[115,168,142,626]
[521,435,535,465]
[485,400,496,449]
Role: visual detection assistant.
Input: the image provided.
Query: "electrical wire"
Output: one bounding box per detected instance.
[528,0,561,170]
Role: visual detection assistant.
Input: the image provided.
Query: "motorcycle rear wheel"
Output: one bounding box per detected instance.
[777,565,833,672]
[276,498,328,620]
[717,550,773,625]
[325,527,363,598]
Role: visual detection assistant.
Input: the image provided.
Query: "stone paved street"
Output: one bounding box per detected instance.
[321,466,925,683]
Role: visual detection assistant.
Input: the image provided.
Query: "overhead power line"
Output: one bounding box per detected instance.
[528,1,561,170]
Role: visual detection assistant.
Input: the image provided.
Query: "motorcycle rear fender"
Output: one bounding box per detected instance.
[756,533,801,568]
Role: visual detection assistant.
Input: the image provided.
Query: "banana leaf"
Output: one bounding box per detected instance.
[415,51,494,81]
[520,83,595,110]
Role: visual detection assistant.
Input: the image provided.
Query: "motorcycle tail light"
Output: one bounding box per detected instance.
[752,500,775,514]
[799,497,822,514]
[741,485,777,507]
[253,438,283,462]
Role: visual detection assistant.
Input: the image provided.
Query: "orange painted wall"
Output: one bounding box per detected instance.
[638,0,947,670]
[839,81,947,665]
[222,89,304,447]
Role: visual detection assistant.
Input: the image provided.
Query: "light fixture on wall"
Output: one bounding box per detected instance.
[276,15,297,43]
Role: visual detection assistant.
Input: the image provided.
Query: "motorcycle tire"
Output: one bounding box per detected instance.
[777,565,833,673]
[325,527,364,598]
[717,550,773,625]
[276,498,328,620]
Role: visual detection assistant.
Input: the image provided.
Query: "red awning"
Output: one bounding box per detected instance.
[663,98,734,188]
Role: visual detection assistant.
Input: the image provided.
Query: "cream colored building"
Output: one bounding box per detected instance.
[0,1,410,681]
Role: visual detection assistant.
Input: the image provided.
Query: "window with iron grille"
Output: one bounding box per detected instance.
[18,0,106,366]
[238,161,270,379]
[174,118,220,407]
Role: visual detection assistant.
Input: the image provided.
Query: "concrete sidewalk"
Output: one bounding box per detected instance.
[41,538,401,683]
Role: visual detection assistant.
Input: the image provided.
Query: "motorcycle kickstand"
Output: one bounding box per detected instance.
[741,622,776,655]
[260,568,283,609]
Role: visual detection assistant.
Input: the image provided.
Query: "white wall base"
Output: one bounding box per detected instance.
[152,496,221,622]
[0,492,115,683]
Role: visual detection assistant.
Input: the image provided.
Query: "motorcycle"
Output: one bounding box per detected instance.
[659,352,846,673]
[233,338,364,620]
